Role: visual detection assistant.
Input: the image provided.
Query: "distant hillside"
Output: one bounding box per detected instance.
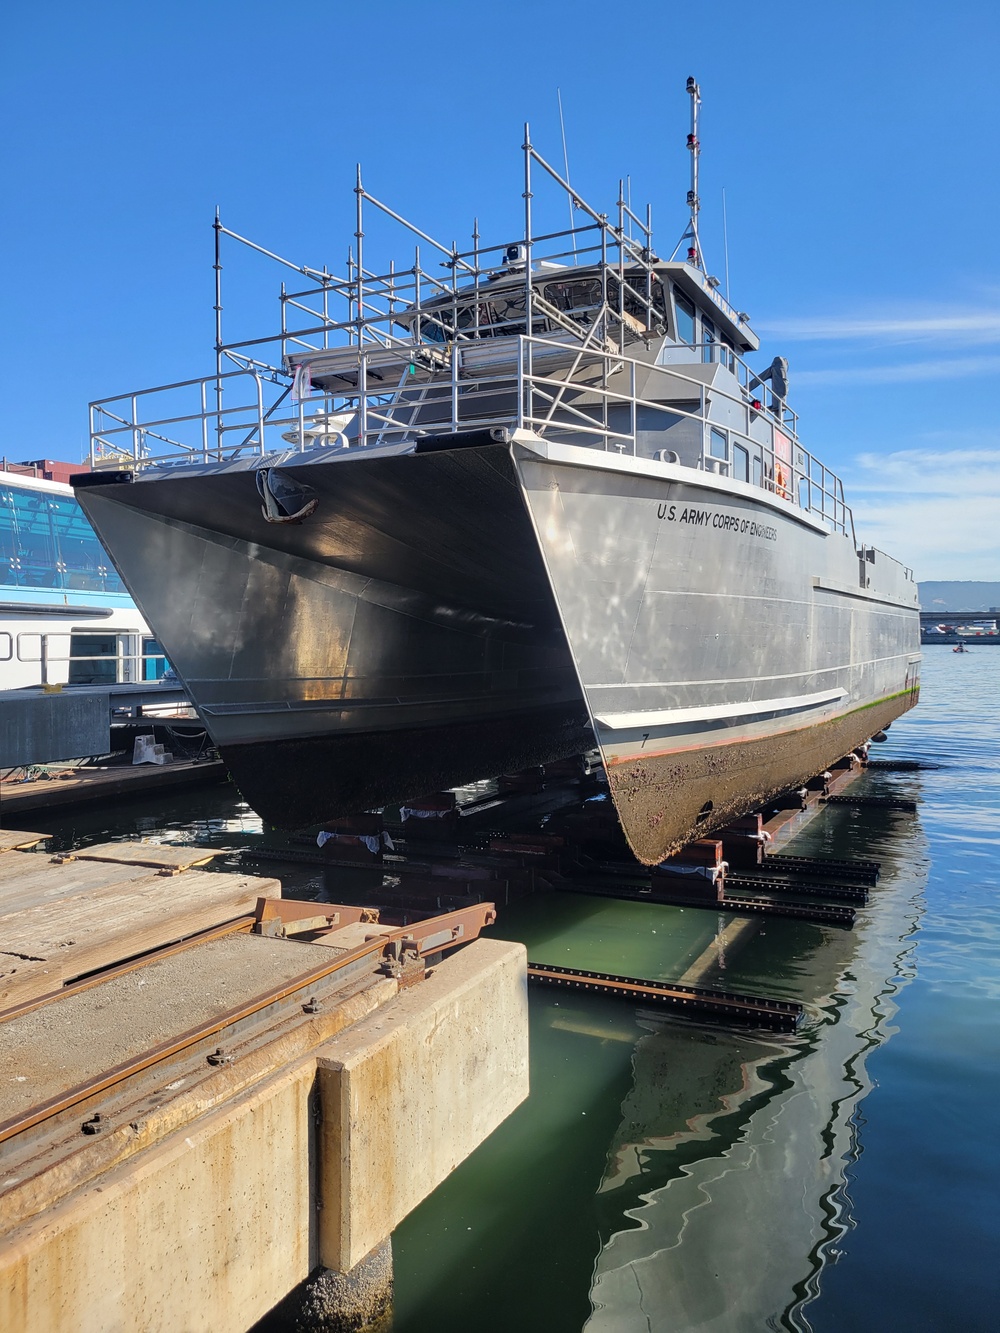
[919,581,1000,611]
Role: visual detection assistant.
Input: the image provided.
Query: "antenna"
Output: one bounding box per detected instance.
[556,88,578,259]
[722,186,730,300]
[670,76,706,269]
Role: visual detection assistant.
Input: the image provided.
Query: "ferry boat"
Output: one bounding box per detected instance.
[74,85,921,863]
[0,461,162,692]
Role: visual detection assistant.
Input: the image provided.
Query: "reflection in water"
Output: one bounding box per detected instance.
[587,833,926,1333]
[391,791,930,1333]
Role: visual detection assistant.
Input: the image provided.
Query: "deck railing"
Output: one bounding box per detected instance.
[89,331,851,537]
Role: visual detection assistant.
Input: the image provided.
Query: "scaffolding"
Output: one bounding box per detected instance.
[88,130,852,538]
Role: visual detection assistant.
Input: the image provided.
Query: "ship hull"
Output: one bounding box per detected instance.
[76,444,593,824]
[512,438,921,861]
[76,436,920,858]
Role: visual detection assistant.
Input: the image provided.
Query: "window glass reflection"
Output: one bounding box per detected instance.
[0,486,126,593]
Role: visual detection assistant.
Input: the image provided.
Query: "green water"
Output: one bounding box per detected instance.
[391,650,999,1332]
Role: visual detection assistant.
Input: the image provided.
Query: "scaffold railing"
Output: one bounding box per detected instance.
[87,129,846,535]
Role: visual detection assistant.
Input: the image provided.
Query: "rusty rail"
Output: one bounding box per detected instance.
[0,901,496,1147]
[0,915,256,1025]
[527,962,803,1033]
[761,854,881,884]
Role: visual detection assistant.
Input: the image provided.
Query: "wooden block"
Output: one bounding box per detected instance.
[722,815,763,834]
[0,831,48,853]
[660,839,723,868]
[310,922,394,952]
[65,842,221,871]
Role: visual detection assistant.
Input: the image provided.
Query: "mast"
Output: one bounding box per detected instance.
[671,76,706,270]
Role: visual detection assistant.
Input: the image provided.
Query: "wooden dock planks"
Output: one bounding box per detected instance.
[0,840,280,1011]
[0,758,227,815]
[0,855,169,917]
[58,841,222,870]
[0,831,48,853]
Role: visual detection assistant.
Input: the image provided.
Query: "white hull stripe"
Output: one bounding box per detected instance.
[595,687,848,732]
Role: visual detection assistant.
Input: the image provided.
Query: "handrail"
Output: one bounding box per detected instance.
[87,330,850,537]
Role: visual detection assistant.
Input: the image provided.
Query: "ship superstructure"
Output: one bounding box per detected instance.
[74,94,920,863]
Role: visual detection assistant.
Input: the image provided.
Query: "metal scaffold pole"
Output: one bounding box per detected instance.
[213,209,224,460]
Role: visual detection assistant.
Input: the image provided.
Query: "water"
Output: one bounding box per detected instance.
[391,649,1000,1332]
[14,651,998,1328]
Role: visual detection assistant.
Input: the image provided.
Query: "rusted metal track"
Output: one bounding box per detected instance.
[0,902,496,1147]
[822,794,917,812]
[556,878,857,925]
[0,915,256,1024]
[762,854,880,884]
[865,759,937,772]
[527,962,803,1033]
[718,894,857,927]
[726,875,869,906]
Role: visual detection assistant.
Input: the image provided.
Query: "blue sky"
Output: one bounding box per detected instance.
[2,0,998,577]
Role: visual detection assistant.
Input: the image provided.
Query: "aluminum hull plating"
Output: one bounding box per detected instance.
[513,439,921,861]
[75,445,592,826]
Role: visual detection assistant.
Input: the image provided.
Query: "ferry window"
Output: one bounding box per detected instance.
[0,631,11,661]
[752,453,763,488]
[733,443,750,482]
[703,316,716,364]
[674,290,696,346]
[143,636,169,681]
[0,486,126,594]
[709,428,728,461]
[68,632,118,686]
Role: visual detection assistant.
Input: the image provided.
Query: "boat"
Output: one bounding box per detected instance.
[73,83,921,864]
[0,460,164,692]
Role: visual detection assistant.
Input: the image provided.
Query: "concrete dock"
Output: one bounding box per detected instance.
[0,833,528,1332]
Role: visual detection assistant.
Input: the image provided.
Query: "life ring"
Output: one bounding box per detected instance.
[775,464,789,499]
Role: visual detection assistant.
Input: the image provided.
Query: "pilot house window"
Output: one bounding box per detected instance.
[674,290,696,346]
[703,316,716,363]
[544,279,603,313]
